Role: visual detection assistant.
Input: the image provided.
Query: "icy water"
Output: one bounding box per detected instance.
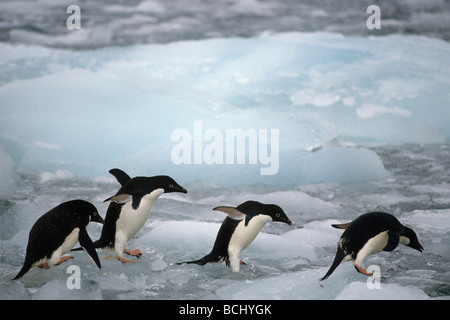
[1,0,449,49]
[0,143,449,299]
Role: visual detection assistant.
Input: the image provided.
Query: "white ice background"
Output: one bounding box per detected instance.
[1,33,449,186]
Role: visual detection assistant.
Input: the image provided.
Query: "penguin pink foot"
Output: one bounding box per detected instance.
[38,263,51,270]
[125,249,142,258]
[118,249,143,263]
[55,255,74,265]
[118,256,135,263]
[355,264,373,276]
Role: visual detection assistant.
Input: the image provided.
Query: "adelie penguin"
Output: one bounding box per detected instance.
[320,212,423,280]
[75,168,187,263]
[13,200,104,280]
[178,200,292,273]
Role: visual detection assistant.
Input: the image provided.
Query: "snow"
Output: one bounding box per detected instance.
[335,282,431,300]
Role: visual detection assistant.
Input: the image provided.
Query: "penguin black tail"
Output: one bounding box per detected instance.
[176,258,209,266]
[320,249,346,281]
[13,262,32,280]
[177,253,218,266]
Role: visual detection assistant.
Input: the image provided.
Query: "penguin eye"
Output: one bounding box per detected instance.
[169,184,174,188]
[276,213,280,218]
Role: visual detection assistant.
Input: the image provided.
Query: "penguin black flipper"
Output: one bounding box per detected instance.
[213,206,245,219]
[383,230,400,252]
[331,222,351,229]
[104,193,133,204]
[78,227,102,268]
[214,201,259,226]
[109,168,131,186]
[320,248,346,281]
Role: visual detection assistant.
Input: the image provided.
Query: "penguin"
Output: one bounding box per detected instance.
[82,169,187,263]
[178,200,292,273]
[320,211,424,280]
[13,200,104,280]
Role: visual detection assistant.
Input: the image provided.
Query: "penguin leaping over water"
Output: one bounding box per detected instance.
[178,200,292,273]
[75,169,187,263]
[321,211,423,280]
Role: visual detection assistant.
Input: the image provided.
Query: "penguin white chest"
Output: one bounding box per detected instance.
[228,215,272,253]
[354,231,389,266]
[226,215,272,273]
[116,188,164,241]
[48,228,80,265]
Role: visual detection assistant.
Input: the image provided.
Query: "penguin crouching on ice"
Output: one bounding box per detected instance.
[178,200,292,273]
[321,211,423,280]
[14,200,104,280]
[80,169,187,263]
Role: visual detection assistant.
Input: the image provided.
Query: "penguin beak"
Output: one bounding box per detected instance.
[177,186,188,194]
[92,213,105,224]
[282,217,292,225]
[407,239,424,252]
[413,241,424,253]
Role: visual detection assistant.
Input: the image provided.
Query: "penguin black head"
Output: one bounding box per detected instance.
[154,175,188,194]
[68,200,104,226]
[257,203,292,225]
[402,226,424,252]
[122,175,187,195]
[104,175,187,209]
[89,209,104,225]
[216,200,292,226]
